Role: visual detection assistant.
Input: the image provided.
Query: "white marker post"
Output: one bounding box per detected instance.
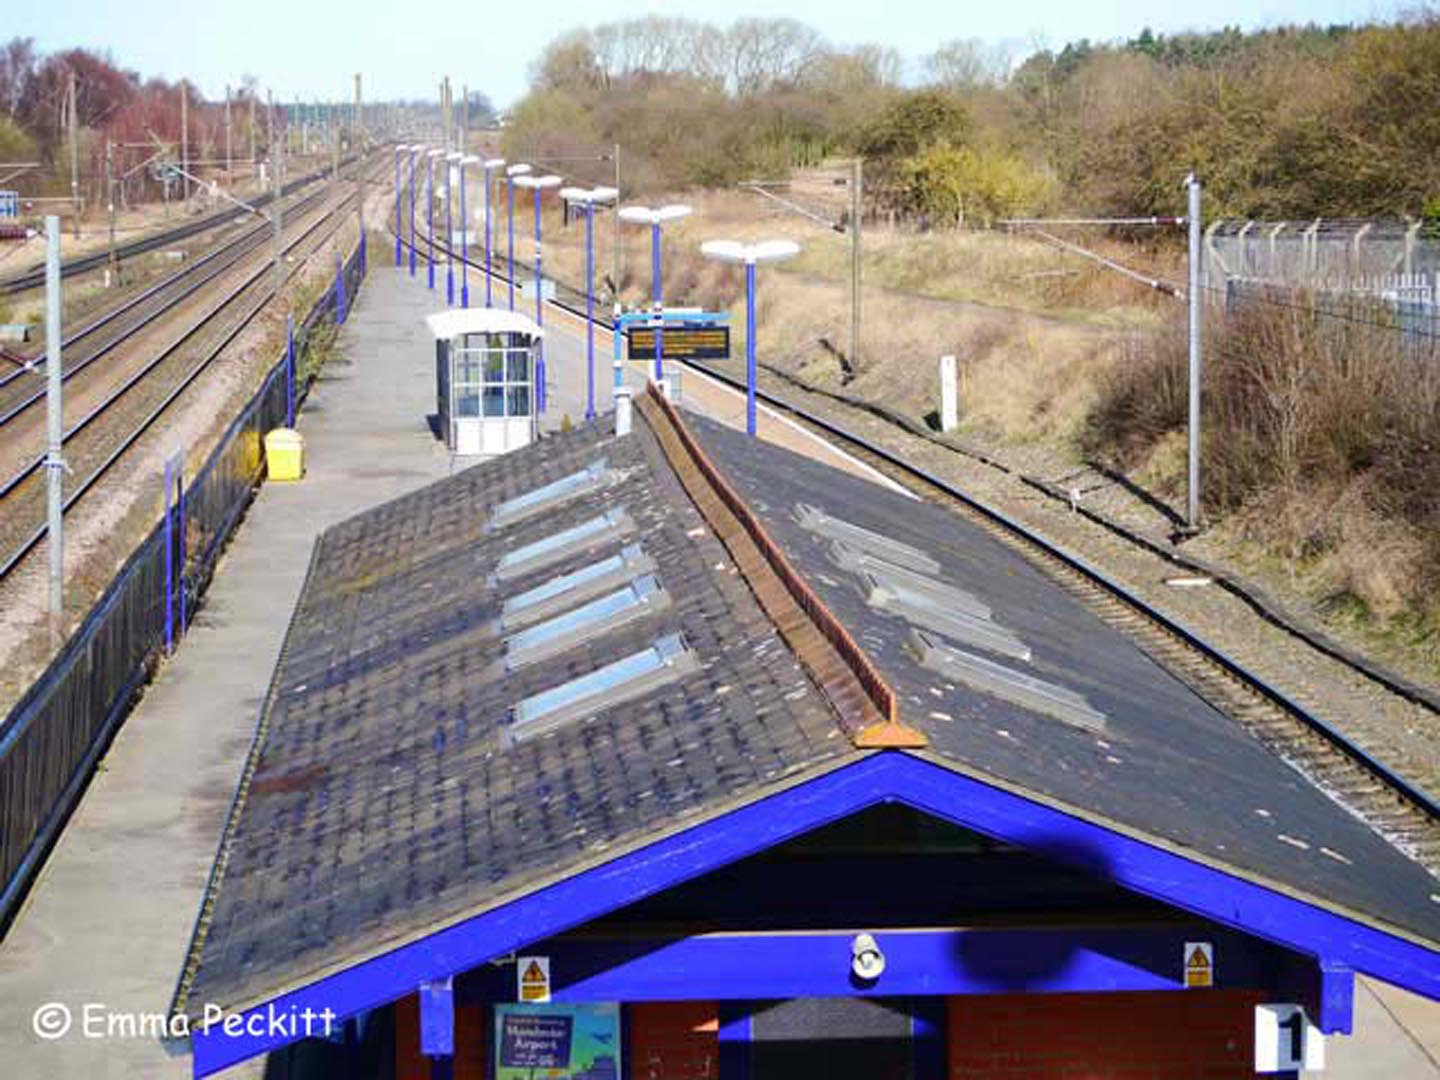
[939,354,959,433]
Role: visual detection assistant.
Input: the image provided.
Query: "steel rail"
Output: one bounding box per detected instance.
[389,221,1440,824]
[0,186,363,580]
[0,188,332,427]
[0,158,352,296]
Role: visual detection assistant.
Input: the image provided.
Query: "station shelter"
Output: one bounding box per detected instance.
[430,308,542,456]
[170,386,1440,1080]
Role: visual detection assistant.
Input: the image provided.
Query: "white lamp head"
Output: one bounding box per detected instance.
[506,163,531,177]
[484,157,506,170]
[700,238,801,265]
[559,186,590,203]
[618,205,653,225]
[589,186,619,204]
[656,204,692,222]
[427,148,445,158]
[460,154,480,165]
[534,175,563,189]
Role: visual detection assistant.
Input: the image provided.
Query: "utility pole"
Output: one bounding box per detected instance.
[225,85,233,187]
[271,91,284,296]
[850,157,862,374]
[67,70,80,238]
[106,139,117,286]
[44,216,65,629]
[354,73,365,247]
[1186,173,1204,531]
[249,94,256,184]
[461,84,469,153]
[612,143,621,301]
[180,80,189,205]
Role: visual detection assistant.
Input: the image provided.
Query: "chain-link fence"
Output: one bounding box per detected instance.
[0,242,366,928]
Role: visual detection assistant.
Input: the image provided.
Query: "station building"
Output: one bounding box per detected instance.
[169,386,1440,1079]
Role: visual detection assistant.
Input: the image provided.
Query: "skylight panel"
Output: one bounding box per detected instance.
[500,543,655,630]
[832,542,990,620]
[509,633,698,743]
[794,503,940,575]
[867,575,1030,661]
[504,574,670,670]
[490,459,610,530]
[495,510,633,582]
[909,630,1106,733]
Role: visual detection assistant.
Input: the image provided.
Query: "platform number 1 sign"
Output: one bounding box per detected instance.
[1255,1004,1325,1072]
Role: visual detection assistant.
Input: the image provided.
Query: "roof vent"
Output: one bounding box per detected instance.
[490,459,611,531]
[504,573,671,670]
[495,509,634,582]
[500,543,655,631]
[795,504,940,576]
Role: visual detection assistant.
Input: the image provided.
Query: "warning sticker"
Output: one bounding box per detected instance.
[518,956,551,1003]
[1184,942,1214,988]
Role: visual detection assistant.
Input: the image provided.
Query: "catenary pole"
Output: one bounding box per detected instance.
[45,217,64,624]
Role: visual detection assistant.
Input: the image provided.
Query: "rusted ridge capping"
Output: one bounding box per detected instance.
[639,385,924,749]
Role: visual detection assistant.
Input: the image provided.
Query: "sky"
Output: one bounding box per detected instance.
[11,0,1409,108]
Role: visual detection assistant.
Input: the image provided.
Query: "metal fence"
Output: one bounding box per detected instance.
[1204,218,1439,290]
[0,242,367,930]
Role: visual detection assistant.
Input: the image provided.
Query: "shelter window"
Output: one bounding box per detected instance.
[505,574,670,670]
[501,544,655,630]
[491,460,609,530]
[452,344,532,419]
[909,629,1106,733]
[795,503,940,575]
[496,510,633,582]
[510,633,698,742]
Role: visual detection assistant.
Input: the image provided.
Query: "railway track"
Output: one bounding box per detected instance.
[392,218,1440,876]
[0,167,379,582]
[0,159,356,296]
[0,182,333,428]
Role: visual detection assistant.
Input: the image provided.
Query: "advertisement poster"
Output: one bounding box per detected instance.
[495,1002,620,1080]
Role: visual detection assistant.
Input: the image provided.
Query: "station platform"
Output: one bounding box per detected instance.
[0,263,1434,1079]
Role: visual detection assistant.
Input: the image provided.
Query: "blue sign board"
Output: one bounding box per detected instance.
[496,1004,619,1080]
[0,191,18,220]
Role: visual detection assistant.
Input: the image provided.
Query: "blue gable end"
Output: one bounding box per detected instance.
[189,751,1440,1077]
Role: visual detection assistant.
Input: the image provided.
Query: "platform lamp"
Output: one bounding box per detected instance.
[700,239,801,437]
[425,149,443,290]
[444,151,462,305]
[619,204,692,385]
[561,185,619,422]
[393,144,409,267]
[504,163,532,311]
[408,145,423,276]
[514,173,563,413]
[456,154,480,307]
[480,158,505,307]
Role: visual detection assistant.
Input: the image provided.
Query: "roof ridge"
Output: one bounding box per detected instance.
[637,385,923,749]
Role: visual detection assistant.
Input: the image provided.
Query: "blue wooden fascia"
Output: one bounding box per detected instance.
[453,925,1288,1003]
[191,752,1433,1076]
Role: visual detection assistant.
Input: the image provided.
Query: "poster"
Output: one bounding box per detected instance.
[495,1002,620,1080]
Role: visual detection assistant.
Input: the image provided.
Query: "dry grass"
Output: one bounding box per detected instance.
[1087,298,1440,670]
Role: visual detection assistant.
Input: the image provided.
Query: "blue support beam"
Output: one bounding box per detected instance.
[189,753,1429,1076]
[718,1003,751,1080]
[910,996,947,1080]
[419,977,454,1058]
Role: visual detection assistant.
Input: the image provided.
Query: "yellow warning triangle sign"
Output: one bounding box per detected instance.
[1187,946,1211,970]
[522,961,547,984]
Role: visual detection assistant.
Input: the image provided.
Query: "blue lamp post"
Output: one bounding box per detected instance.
[504,163,532,311]
[457,154,479,307]
[514,173,563,413]
[481,158,505,307]
[408,146,422,277]
[561,185,620,422]
[619,203,693,385]
[425,149,443,290]
[394,144,407,267]
[444,151,462,305]
[700,239,801,437]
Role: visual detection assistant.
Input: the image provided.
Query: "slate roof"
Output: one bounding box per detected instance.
[176,395,1440,1023]
[174,417,848,1018]
[683,411,1440,947]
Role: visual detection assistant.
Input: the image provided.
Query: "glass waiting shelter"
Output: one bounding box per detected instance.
[427,308,543,456]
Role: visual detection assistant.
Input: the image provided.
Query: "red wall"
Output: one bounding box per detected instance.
[947,990,1266,1080]
[630,1001,721,1080]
